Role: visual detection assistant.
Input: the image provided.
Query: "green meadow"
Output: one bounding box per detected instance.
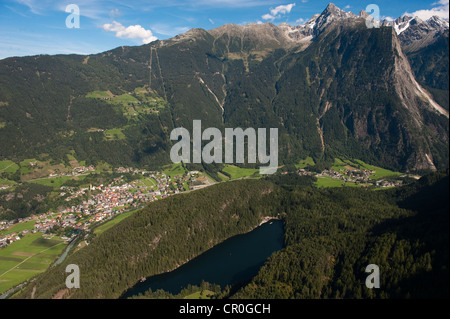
[217,172,230,181]
[86,88,167,121]
[0,160,19,173]
[0,232,66,294]
[18,159,40,175]
[0,221,35,237]
[162,163,186,178]
[104,128,126,141]
[221,165,259,180]
[86,90,113,99]
[66,152,77,162]
[94,209,139,236]
[0,177,16,187]
[136,177,157,189]
[331,158,401,179]
[295,157,315,169]
[184,290,214,299]
[30,175,85,189]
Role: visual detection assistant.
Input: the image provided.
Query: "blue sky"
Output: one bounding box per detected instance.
[0,0,448,59]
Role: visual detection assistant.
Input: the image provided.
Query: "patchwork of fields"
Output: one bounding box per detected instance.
[0,233,66,294]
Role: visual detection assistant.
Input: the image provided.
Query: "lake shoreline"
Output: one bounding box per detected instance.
[120,217,284,299]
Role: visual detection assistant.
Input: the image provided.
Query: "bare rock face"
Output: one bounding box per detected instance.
[208,22,298,51]
[389,15,449,52]
[389,28,448,170]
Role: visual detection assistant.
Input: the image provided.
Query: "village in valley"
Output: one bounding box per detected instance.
[0,165,211,249]
[0,156,416,296]
[299,167,404,188]
[0,156,410,250]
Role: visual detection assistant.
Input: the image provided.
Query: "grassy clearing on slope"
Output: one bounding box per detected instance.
[184,290,214,299]
[104,128,126,140]
[0,160,19,173]
[295,157,315,169]
[162,163,186,178]
[94,209,139,236]
[217,172,230,181]
[29,175,86,190]
[0,177,16,187]
[221,165,259,179]
[86,90,114,99]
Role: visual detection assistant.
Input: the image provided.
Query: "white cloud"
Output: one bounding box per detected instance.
[344,5,351,10]
[262,3,296,20]
[404,0,449,20]
[103,21,157,44]
[296,17,305,24]
[262,13,275,20]
[209,18,215,24]
[270,3,295,16]
[150,24,190,37]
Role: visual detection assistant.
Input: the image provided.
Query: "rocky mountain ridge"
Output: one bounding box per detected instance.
[0,3,448,172]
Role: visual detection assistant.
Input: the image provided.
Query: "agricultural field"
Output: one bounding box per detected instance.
[162,163,186,178]
[86,90,114,99]
[221,165,259,180]
[86,87,167,119]
[94,209,139,236]
[136,177,158,190]
[19,159,40,175]
[295,157,315,169]
[29,175,85,189]
[0,160,19,174]
[331,158,401,179]
[0,220,35,237]
[0,177,16,188]
[104,128,126,141]
[0,232,66,294]
[18,159,69,183]
[217,172,230,181]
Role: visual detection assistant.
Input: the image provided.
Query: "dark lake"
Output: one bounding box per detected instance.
[121,219,284,298]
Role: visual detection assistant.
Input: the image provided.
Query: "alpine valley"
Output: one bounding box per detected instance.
[0,3,448,300]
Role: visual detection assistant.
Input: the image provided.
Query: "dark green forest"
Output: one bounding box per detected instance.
[14,170,449,299]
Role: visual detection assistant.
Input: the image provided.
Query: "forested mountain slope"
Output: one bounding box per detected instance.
[15,171,449,299]
[0,4,448,172]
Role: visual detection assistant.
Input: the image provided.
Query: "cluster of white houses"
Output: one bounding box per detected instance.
[1,169,205,249]
[300,167,403,187]
[49,165,95,177]
[0,232,21,248]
